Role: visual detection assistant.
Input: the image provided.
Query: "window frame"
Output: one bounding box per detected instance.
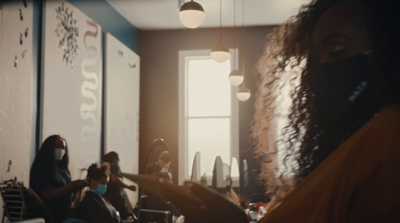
[178,49,239,185]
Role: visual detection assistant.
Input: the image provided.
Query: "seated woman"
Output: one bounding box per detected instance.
[142,139,177,214]
[30,135,88,223]
[78,163,120,223]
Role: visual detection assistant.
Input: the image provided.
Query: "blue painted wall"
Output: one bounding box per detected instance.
[67,0,139,52]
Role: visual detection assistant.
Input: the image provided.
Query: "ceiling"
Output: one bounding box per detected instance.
[106,0,310,31]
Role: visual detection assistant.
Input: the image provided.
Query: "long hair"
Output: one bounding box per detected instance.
[253,0,400,199]
[31,135,70,181]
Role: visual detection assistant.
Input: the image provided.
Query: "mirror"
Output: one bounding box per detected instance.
[190,151,201,182]
[212,156,225,188]
[230,157,240,188]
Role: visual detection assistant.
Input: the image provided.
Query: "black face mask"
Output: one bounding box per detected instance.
[305,50,375,127]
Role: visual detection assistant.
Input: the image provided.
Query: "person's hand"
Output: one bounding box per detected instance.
[127,185,136,191]
[71,179,89,190]
[42,179,88,201]
[161,181,248,223]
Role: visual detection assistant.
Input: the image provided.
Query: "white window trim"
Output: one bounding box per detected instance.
[178,49,239,185]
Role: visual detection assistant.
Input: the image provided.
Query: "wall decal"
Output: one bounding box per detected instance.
[0,0,35,186]
[42,1,102,179]
[128,63,136,69]
[19,8,23,21]
[54,1,79,67]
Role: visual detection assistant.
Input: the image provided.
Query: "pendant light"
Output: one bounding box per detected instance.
[236,0,251,101]
[229,70,243,86]
[237,85,251,101]
[211,0,230,63]
[229,0,243,86]
[179,0,205,29]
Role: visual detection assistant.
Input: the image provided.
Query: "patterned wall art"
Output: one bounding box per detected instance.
[0,0,34,184]
[41,0,102,179]
[104,32,140,206]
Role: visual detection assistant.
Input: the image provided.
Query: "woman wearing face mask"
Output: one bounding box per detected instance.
[30,135,89,223]
[140,0,400,222]
[252,1,400,221]
[78,163,120,223]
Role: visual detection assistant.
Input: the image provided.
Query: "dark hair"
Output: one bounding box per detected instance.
[143,138,169,174]
[103,151,119,163]
[31,135,69,181]
[86,163,110,181]
[253,0,400,198]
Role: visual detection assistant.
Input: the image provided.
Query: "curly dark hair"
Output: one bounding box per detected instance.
[253,0,400,199]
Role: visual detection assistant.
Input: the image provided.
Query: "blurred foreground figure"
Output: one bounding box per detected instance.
[153,0,400,222]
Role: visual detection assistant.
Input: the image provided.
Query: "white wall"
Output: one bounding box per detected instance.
[0,1,35,220]
[104,32,140,206]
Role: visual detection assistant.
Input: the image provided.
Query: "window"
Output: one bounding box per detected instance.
[275,59,304,176]
[275,79,293,175]
[178,49,239,184]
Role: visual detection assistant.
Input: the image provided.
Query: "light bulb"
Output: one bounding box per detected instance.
[229,70,244,86]
[237,86,251,101]
[179,1,205,29]
[210,44,230,63]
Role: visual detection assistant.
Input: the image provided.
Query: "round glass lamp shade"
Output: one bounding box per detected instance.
[211,44,231,63]
[179,1,205,29]
[237,86,251,101]
[229,70,244,86]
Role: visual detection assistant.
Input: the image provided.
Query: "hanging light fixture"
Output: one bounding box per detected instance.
[229,70,243,86]
[179,0,205,29]
[211,0,230,63]
[237,85,251,101]
[236,0,250,101]
[228,0,243,86]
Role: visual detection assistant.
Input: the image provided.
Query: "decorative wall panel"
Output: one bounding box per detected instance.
[104,32,140,206]
[0,0,35,184]
[42,1,102,179]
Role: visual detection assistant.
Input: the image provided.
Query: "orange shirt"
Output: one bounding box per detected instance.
[261,104,400,223]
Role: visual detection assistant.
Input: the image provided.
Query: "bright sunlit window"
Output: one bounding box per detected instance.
[178,50,239,184]
[275,59,304,176]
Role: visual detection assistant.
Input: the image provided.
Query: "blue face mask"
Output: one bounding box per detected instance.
[94,184,107,196]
